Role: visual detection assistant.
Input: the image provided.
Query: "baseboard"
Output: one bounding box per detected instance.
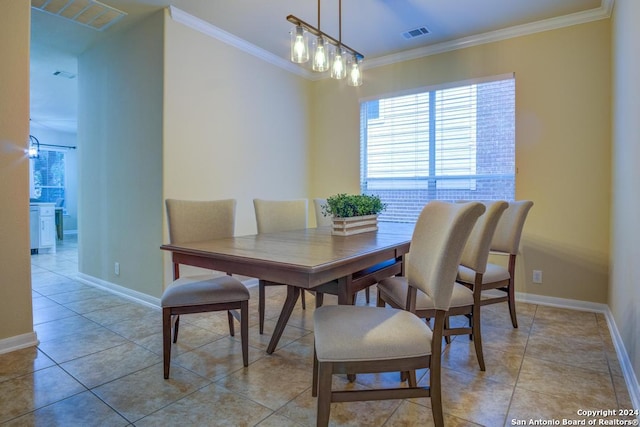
[76,274,260,309]
[0,332,39,355]
[514,291,608,313]
[604,307,640,414]
[76,273,162,309]
[513,291,639,412]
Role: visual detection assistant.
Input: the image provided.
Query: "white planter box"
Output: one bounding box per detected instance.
[331,214,379,236]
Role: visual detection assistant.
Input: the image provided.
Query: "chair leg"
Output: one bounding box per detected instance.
[508,279,518,328]
[241,301,249,367]
[162,308,172,379]
[507,255,518,328]
[312,348,319,397]
[227,310,235,337]
[301,290,306,310]
[259,280,266,335]
[471,309,485,371]
[316,362,333,427]
[172,315,181,344]
[365,287,370,304]
[443,316,451,344]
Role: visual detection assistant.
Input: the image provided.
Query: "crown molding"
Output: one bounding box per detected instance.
[366,0,615,70]
[168,6,316,81]
[169,2,614,79]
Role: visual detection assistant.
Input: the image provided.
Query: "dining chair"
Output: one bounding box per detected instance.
[457,200,533,328]
[313,198,333,227]
[312,201,485,426]
[253,198,310,334]
[376,200,506,371]
[161,199,249,379]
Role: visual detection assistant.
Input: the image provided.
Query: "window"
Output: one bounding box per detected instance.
[31,149,66,205]
[360,75,515,222]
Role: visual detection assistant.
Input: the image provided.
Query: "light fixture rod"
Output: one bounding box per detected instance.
[338,0,341,43]
[287,14,364,60]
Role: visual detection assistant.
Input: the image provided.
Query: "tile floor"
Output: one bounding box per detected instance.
[0,235,634,426]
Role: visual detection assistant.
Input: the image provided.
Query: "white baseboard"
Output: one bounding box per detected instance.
[0,332,39,355]
[75,274,260,309]
[514,291,639,412]
[76,273,161,309]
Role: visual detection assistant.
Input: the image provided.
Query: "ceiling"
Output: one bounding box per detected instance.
[30,0,610,135]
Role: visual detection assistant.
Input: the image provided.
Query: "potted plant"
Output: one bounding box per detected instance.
[321,193,387,236]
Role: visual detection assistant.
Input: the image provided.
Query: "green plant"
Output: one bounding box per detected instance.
[322,193,387,218]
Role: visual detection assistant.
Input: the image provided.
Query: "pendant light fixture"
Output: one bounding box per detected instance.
[287,0,363,86]
[28,135,40,159]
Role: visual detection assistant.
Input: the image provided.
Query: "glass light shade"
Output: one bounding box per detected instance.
[312,37,329,72]
[27,135,40,159]
[330,47,346,80]
[28,145,39,158]
[290,26,309,63]
[347,56,363,87]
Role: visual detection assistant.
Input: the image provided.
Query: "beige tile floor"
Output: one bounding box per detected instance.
[1,235,634,426]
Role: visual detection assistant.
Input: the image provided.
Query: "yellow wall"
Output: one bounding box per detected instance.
[0,1,35,346]
[611,0,640,388]
[162,10,312,283]
[310,20,612,303]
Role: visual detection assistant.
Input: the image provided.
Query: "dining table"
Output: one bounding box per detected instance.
[160,221,415,353]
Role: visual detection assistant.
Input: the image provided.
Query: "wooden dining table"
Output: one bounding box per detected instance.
[160,221,414,353]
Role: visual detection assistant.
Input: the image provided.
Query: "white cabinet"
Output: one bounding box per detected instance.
[30,203,56,254]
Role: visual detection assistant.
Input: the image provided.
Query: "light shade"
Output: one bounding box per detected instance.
[347,55,362,86]
[312,37,330,72]
[28,135,40,159]
[290,25,309,63]
[330,47,346,80]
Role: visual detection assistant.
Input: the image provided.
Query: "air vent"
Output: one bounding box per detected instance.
[31,0,127,31]
[53,70,76,79]
[402,26,430,40]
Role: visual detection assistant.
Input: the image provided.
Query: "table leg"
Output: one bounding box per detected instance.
[266,285,301,354]
[336,277,352,305]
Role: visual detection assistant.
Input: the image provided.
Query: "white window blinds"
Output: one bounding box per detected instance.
[360,76,515,223]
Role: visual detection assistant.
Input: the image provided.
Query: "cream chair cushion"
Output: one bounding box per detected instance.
[161,275,249,307]
[458,263,510,284]
[314,305,432,362]
[377,276,473,310]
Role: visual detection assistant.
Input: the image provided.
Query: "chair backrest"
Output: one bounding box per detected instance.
[407,201,485,310]
[490,200,534,255]
[313,198,333,227]
[165,199,236,244]
[253,199,308,233]
[459,200,509,274]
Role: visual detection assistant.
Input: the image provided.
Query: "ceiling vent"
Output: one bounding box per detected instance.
[402,26,430,40]
[31,0,127,31]
[53,70,76,79]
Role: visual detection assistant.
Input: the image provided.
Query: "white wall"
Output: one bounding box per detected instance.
[610,0,640,402]
[78,11,164,298]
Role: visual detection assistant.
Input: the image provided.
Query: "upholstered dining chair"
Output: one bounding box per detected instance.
[312,201,485,427]
[161,199,249,379]
[457,200,533,328]
[313,198,333,227]
[376,200,506,371]
[253,198,310,334]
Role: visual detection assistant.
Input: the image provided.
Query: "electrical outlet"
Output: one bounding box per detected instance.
[532,270,542,284]
[114,262,120,276]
